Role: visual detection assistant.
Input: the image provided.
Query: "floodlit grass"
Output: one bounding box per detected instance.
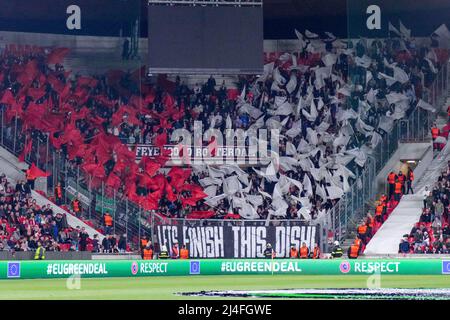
[0,275,448,299]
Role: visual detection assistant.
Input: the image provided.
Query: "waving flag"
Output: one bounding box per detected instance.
[28,163,50,179]
[47,48,70,64]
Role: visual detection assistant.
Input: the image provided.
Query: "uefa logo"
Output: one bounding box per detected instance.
[339,261,351,274]
[131,262,139,275]
[7,262,20,278]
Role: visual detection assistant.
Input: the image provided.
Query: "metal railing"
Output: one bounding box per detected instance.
[325,60,450,249]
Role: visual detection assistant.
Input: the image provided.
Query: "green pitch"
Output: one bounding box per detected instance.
[0,275,448,299]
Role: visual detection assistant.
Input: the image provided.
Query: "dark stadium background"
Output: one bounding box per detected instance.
[0,0,449,38]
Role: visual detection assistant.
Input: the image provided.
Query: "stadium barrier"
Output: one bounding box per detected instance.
[1,259,449,279]
[0,252,91,261]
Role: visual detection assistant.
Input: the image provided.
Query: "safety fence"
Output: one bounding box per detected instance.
[1,259,448,279]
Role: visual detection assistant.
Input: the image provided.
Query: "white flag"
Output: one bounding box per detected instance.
[433,24,450,40]
[399,20,411,38]
[417,99,436,113]
[305,29,319,39]
[388,22,402,37]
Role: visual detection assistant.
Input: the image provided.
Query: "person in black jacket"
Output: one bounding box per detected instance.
[118,234,127,253]
[78,227,89,251]
[102,235,111,253]
[263,243,275,259]
[399,238,410,253]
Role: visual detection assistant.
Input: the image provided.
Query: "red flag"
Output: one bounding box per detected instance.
[27,87,46,101]
[140,157,161,177]
[165,183,177,202]
[0,90,15,105]
[224,213,241,219]
[47,48,70,64]
[28,163,50,179]
[168,167,192,191]
[227,89,240,101]
[106,173,121,190]
[187,211,216,219]
[154,131,167,149]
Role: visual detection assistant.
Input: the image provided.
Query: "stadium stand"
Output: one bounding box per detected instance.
[0,173,124,253]
[0,29,448,252]
[399,161,450,253]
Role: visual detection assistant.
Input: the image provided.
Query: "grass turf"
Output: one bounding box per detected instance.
[0,275,448,299]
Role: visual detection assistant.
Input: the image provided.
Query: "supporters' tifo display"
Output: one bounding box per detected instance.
[0,21,449,258]
[1,0,450,304]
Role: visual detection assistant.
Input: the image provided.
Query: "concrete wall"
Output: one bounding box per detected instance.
[92,253,141,260]
[0,251,92,260]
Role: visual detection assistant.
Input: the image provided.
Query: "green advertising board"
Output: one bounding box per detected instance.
[2,259,450,280]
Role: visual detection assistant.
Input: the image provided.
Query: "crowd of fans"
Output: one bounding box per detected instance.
[0,171,129,253]
[0,31,447,239]
[399,162,450,254]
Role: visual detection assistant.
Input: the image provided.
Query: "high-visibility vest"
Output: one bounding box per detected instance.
[141,239,148,248]
[398,174,405,184]
[409,171,414,181]
[143,248,153,260]
[180,248,189,259]
[34,246,45,260]
[159,250,169,259]
[431,127,439,139]
[388,173,397,184]
[380,195,387,203]
[55,186,62,198]
[104,215,113,226]
[72,200,80,212]
[394,182,402,194]
[354,238,362,249]
[290,248,298,258]
[367,217,374,228]
[312,247,320,259]
[357,225,367,235]
[375,205,384,216]
[299,246,309,258]
[349,245,359,258]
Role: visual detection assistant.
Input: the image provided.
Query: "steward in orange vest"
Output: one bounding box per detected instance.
[394,181,402,202]
[299,243,309,259]
[54,183,63,205]
[375,203,386,223]
[71,198,81,215]
[180,245,189,259]
[357,224,368,244]
[104,213,113,226]
[397,171,406,194]
[143,246,153,260]
[406,169,414,194]
[387,172,397,199]
[140,237,149,252]
[290,246,298,258]
[348,244,360,259]
[431,126,440,139]
[104,212,113,235]
[312,244,321,259]
[354,238,362,251]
